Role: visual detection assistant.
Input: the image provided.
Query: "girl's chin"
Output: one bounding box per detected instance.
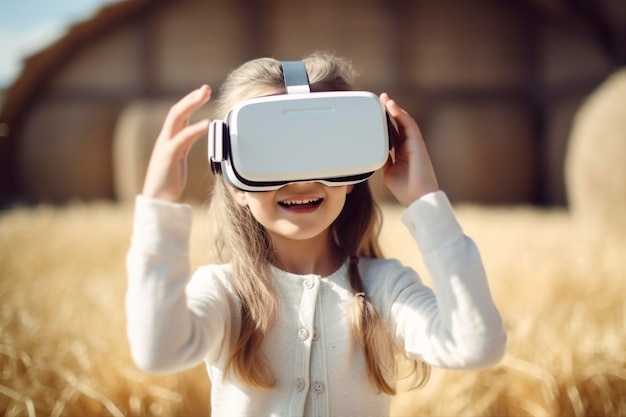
[266,224,329,243]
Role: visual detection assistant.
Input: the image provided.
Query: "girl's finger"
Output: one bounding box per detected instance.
[161,85,212,139]
[381,94,422,141]
[171,118,211,154]
[381,94,405,123]
[380,92,391,107]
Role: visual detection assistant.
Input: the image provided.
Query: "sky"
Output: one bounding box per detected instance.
[0,0,120,87]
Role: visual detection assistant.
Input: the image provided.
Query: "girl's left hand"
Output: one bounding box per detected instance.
[380,93,439,206]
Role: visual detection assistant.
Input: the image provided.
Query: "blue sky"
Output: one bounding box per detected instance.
[0,0,119,87]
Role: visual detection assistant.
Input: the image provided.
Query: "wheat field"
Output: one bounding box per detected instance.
[1,200,624,416]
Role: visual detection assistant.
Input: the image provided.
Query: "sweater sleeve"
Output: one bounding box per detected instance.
[388,191,507,369]
[125,195,230,374]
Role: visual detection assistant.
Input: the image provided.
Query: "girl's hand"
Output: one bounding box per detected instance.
[380,93,439,206]
[142,85,212,202]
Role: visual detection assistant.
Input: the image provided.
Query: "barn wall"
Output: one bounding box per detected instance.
[17,100,119,201]
[6,0,621,205]
[151,2,252,92]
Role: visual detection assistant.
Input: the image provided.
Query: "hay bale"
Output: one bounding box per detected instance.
[112,101,167,202]
[112,100,215,203]
[565,69,626,237]
[543,96,586,206]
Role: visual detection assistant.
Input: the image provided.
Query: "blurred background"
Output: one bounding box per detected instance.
[1,0,624,207]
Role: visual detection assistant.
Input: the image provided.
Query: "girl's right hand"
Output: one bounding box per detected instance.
[142,85,212,202]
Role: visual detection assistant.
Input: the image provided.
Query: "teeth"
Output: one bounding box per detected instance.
[280,198,321,206]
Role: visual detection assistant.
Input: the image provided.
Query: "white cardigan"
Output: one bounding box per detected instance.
[126,191,507,417]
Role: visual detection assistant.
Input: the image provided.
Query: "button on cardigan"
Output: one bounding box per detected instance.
[126,191,507,417]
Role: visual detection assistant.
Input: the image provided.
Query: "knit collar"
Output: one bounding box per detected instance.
[269,257,349,281]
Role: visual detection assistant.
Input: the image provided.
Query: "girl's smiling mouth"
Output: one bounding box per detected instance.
[278,197,323,210]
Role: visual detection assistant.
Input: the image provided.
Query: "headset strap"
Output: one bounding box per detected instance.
[280,61,311,94]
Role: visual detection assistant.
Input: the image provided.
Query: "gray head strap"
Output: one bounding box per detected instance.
[280,61,311,94]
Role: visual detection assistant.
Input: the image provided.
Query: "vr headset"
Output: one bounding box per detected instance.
[208,61,397,191]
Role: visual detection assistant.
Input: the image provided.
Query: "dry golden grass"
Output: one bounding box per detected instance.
[1,201,624,416]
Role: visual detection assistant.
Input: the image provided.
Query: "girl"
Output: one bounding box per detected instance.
[126,53,507,416]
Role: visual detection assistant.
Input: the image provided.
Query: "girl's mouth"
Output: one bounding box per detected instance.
[278,198,323,210]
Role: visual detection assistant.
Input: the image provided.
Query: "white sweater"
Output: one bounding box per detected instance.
[126,191,506,417]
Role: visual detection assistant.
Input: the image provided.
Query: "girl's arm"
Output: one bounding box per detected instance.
[126,87,228,373]
[390,192,507,368]
[126,196,230,373]
[378,95,506,367]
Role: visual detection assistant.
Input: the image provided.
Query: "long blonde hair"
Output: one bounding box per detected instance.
[209,52,429,394]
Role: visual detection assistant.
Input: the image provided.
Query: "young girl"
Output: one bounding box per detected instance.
[126,52,507,416]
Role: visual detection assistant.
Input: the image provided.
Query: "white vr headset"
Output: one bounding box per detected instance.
[208,61,397,191]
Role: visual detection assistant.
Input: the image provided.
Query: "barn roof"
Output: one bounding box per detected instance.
[0,0,159,130]
[0,0,164,200]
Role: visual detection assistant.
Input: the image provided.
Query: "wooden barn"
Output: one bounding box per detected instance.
[0,0,624,206]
